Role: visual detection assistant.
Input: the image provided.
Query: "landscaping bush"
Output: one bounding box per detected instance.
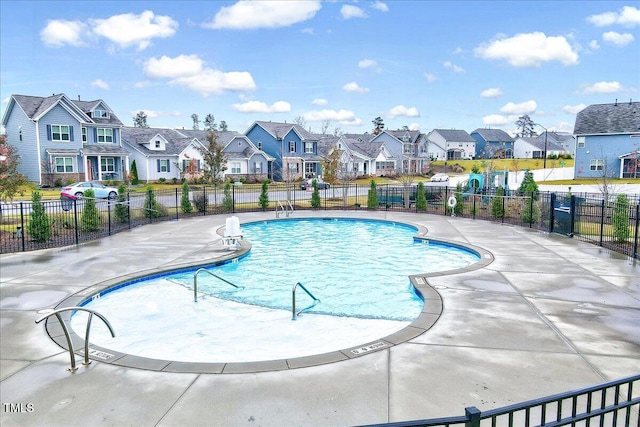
[114,184,129,223]
[180,181,193,213]
[415,182,427,211]
[221,182,234,212]
[367,180,378,209]
[144,186,168,218]
[491,186,505,219]
[259,180,269,211]
[80,189,101,231]
[612,194,630,242]
[28,191,51,242]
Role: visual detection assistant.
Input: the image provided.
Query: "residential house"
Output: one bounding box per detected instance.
[244,121,320,180]
[426,129,476,161]
[316,135,392,178]
[1,93,127,184]
[178,129,273,182]
[573,101,640,179]
[369,129,422,174]
[471,128,515,159]
[121,127,207,183]
[540,131,576,157]
[513,137,565,159]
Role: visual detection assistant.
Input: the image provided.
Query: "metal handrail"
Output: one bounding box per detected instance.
[276,200,294,218]
[193,268,241,302]
[292,282,320,320]
[35,307,115,372]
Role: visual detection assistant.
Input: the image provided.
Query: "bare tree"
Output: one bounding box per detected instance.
[191,114,200,131]
[294,116,307,129]
[133,111,149,128]
[321,120,331,134]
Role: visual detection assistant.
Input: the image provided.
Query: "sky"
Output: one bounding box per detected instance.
[1,1,639,137]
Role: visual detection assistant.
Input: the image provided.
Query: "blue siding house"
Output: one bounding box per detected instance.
[1,94,127,184]
[471,128,515,159]
[573,101,640,179]
[244,121,320,180]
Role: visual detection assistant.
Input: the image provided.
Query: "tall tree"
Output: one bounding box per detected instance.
[198,132,227,184]
[133,111,149,128]
[372,116,384,135]
[294,116,307,129]
[204,114,217,132]
[191,113,200,130]
[515,114,537,137]
[321,120,331,134]
[0,135,27,202]
[219,120,228,132]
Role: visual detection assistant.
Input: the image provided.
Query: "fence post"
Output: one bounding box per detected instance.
[127,192,131,230]
[599,199,605,246]
[472,194,476,219]
[549,193,556,233]
[529,191,534,228]
[175,188,179,220]
[19,202,25,252]
[73,199,79,245]
[569,195,576,237]
[501,195,505,223]
[107,200,112,236]
[633,204,639,260]
[465,406,481,427]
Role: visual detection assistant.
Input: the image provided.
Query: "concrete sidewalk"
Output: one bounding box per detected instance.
[1,211,638,426]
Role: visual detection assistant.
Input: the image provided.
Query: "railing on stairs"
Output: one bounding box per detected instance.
[292,282,320,320]
[193,268,242,302]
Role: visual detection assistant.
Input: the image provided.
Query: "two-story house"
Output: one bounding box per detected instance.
[426,129,476,161]
[316,134,393,178]
[1,93,127,184]
[513,137,565,159]
[244,121,320,180]
[471,128,514,159]
[573,101,640,179]
[369,129,421,174]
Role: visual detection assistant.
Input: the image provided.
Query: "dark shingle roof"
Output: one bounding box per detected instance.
[574,102,640,135]
[11,94,123,126]
[471,128,514,143]
[432,129,476,142]
[517,137,564,151]
[254,121,316,141]
[121,127,199,156]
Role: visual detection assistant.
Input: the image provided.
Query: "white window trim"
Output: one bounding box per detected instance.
[52,125,70,142]
[101,157,115,172]
[289,141,296,153]
[55,157,74,173]
[97,128,113,143]
[230,162,241,174]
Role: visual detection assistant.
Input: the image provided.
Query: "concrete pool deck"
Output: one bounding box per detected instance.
[1,211,638,426]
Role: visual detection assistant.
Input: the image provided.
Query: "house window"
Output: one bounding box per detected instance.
[305,163,314,175]
[97,128,113,143]
[289,141,296,153]
[254,162,262,173]
[404,144,413,154]
[82,127,87,142]
[257,142,262,150]
[590,159,604,171]
[158,159,169,173]
[155,140,161,148]
[287,163,299,173]
[94,109,109,119]
[51,125,70,141]
[230,162,241,174]
[55,157,73,173]
[577,136,585,148]
[101,157,115,173]
[304,142,313,154]
[19,126,22,141]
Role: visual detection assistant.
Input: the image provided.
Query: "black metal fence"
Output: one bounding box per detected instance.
[1,183,638,259]
[362,374,639,427]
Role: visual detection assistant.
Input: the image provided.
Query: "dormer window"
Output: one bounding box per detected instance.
[93,109,109,119]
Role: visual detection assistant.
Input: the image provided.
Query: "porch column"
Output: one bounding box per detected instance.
[97,155,102,181]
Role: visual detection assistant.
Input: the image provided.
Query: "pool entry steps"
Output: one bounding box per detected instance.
[193,268,242,302]
[291,282,320,320]
[276,199,294,217]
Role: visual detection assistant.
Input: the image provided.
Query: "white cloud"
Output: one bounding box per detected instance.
[371,1,389,12]
[443,61,465,73]
[482,114,510,126]
[423,73,438,83]
[589,40,601,50]
[143,54,256,96]
[602,31,634,46]
[408,122,420,131]
[562,104,587,115]
[90,10,177,51]
[206,1,321,29]
[583,81,623,94]
[40,19,88,47]
[134,81,152,89]
[358,59,377,68]
[129,110,181,119]
[91,79,110,90]
[311,98,328,106]
[475,32,579,67]
[341,5,367,19]
[232,100,291,113]
[481,88,503,98]
[499,100,537,115]
[2,97,9,105]
[587,6,640,27]
[387,105,420,118]
[343,82,369,94]
[303,109,362,126]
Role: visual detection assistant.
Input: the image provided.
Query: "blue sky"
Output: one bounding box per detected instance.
[1,1,639,136]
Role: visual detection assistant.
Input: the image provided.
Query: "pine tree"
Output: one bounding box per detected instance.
[612,194,630,242]
[130,160,139,185]
[415,181,427,211]
[114,183,129,223]
[28,191,51,242]
[180,181,193,213]
[521,195,539,224]
[221,182,234,212]
[310,179,321,208]
[258,180,269,211]
[491,186,505,219]
[81,189,101,231]
[454,182,464,215]
[367,180,378,208]
[518,170,539,200]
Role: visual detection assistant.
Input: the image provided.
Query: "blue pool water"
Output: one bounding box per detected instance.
[72,218,480,363]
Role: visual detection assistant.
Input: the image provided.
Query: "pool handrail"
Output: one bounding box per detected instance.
[292,282,320,320]
[276,199,294,218]
[193,268,242,302]
[35,307,115,372]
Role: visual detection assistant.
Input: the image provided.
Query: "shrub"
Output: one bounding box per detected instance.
[518,170,539,200]
[130,160,139,185]
[158,177,166,184]
[310,180,321,208]
[453,183,464,215]
[491,186,505,219]
[367,180,378,209]
[415,182,427,211]
[81,189,101,231]
[180,181,193,213]
[193,191,208,212]
[114,184,129,223]
[521,196,540,224]
[259,180,269,211]
[144,186,168,218]
[471,164,481,174]
[28,191,51,242]
[221,182,234,212]
[612,194,630,242]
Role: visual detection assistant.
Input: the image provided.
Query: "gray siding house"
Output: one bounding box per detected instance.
[573,101,640,179]
[1,94,127,184]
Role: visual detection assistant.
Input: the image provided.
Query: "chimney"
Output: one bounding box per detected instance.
[615,99,618,106]
[78,95,80,101]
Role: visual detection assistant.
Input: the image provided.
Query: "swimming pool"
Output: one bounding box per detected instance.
[68,218,487,367]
